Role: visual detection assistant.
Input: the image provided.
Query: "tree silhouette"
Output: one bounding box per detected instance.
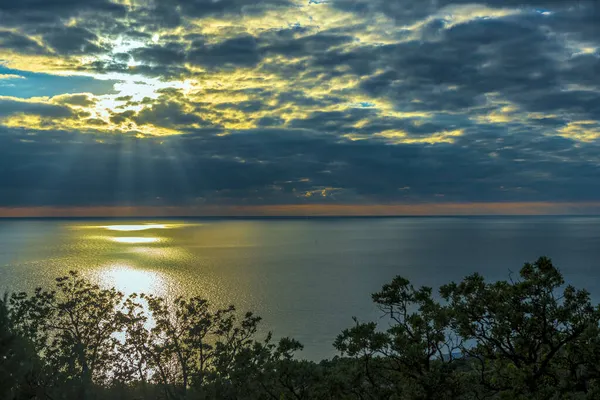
[4,257,600,399]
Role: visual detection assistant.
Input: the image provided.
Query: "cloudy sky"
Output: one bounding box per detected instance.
[0,0,599,216]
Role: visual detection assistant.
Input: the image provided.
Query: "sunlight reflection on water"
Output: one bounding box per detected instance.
[95,263,169,298]
[101,224,168,231]
[109,237,161,244]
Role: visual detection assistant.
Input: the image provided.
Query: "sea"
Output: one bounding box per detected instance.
[1,216,600,360]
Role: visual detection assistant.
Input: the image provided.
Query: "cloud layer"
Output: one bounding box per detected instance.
[0,0,599,212]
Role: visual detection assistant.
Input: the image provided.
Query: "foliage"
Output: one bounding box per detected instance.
[334,277,465,399]
[440,256,600,399]
[3,272,309,400]
[3,257,600,399]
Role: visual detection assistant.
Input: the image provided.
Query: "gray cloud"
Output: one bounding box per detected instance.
[296,11,599,120]
[37,26,107,55]
[329,0,597,27]
[187,35,262,68]
[151,0,293,19]
[54,94,96,107]
[1,123,600,207]
[134,101,208,127]
[0,99,75,118]
[0,30,48,54]
[0,0,126,27]
[131,44,186,66]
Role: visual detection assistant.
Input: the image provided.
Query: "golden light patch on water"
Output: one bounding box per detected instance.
[95,264,168,298]
[128,245,187,258]
[110,237,161,244]
[102,224,168,231]
[73,222,196,232]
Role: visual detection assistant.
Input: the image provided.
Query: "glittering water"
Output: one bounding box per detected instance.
[2,217,600,360]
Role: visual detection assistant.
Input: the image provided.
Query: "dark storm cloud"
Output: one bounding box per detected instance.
[184,29,357,69]
[0,0,126,27]
[134,101,207,127]
[131,44,186,66]
[83,27,359,77]
[287,108,373,131]
[262,30,355,58]
[79,59,190,80]
[151,0,294,18]
[124,35,266,72]
[275,90,344,109]
[278,94,469,141]
[0,1,125,71]
[109,110,136,125]
[0,31,48,54]
[16,0,295,31]
[330,0,597,26]
[256,116,285,126]
[214,100,266,113]
[519,90,600,120]
[196,12,575,121]
[54,94,97,107]
[0,0,124,13]
[298,10,599,118]
[1,124,600,207]
[0,98,75,118]
[36,26,107,55]
[187,36,262,68]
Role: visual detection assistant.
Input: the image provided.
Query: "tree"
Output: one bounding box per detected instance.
[334,277,465,399]
[5,271,313,400]
[334,257,600,399]
[119,293,310,400]
[9,271,125,399]
[1,295,26,399]
[441,256,600,399]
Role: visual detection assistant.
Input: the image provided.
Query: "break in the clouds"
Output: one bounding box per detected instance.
[0,0,599,213]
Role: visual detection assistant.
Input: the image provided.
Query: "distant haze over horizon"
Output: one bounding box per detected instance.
[0,1,599,210]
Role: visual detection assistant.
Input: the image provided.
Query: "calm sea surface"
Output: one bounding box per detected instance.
[2,216,600,360]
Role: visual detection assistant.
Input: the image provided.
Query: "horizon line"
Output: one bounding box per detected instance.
[2,215,600,220]
[2,202,600,218]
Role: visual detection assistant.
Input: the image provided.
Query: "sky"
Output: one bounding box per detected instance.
[0,0,599,216]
